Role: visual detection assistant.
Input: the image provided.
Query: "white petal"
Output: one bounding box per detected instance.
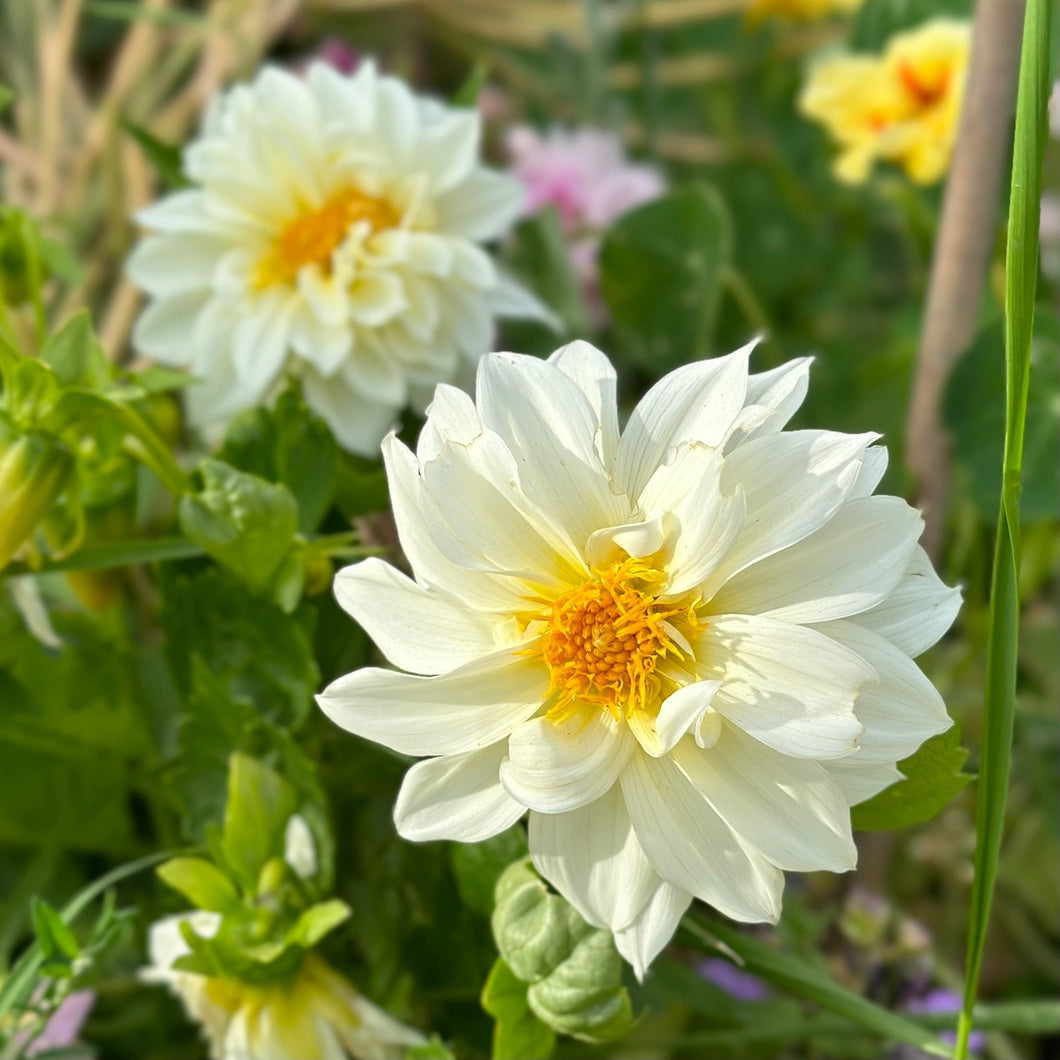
[583,516,665,568]
[856,546,962,657]
[489,274,562,330]
[144,911,220,976]
[394,742,525,842]
[621,751,784,922]
[126,233,227,296]
[301,366,399,457]
[413,108,480,194]
[725,356,811,452]
[346,271,408,327]
[709,495,922,624]
[637,444,746,597]
[501,710,635,813]
[231,291,294,393]
[702,429,878,597]
[825,760,903,805]
[673,727,857,872]
[476,353,623,547]
[613,879,691,981]
[527,786,659,933]
[642,680,722,756]
[418,384,483,465]
[547,340,620,470]
[333,557,497,675]
[136,189,219,234]
[317,649,544,757]
[700,614,871,759]
[811,620,953,763]
[616,341,756,500]
[434,168,524,241]
[381,435,526,612]
[421,428,586,587]
[849,445,889,499]
[132,291,207,366]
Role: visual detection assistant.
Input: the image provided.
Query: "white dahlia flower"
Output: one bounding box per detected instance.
[127,62,550,455]
[318,341,961,977]
[142,912,425,1060]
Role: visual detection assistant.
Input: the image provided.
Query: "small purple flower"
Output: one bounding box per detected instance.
[906,989,985,1053]
[22,990,95,1059]
[697,958,771,1002]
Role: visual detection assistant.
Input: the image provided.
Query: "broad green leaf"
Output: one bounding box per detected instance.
[450,826,528,916]
[600,184,732,372]
[944,311,1059,522]
[156,857,240,912]
[178,460,299,593]
[481,958,556,1060]
[221,753,299,893]
[39,312,110,390]
[851,725,972,831]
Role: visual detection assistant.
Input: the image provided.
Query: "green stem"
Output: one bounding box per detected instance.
[956,0,1051,1053]
[722,266,772,334]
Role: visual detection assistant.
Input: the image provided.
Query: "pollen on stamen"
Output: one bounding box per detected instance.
[537,557,687,723]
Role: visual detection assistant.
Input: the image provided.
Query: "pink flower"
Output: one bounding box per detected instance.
[17,990,95,1059]
[506,127,666,322]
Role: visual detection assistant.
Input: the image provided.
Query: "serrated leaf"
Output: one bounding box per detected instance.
[851,725,972,831]
[179,459,299,593]
[481,958,556,1060]
[156,857,241,912]
[600,184,732,372]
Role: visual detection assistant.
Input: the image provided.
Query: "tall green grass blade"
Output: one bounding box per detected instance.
[956,0,1052,1053]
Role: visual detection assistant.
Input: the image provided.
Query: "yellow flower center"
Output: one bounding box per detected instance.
[539,558,684,722]
[256,188,399,289]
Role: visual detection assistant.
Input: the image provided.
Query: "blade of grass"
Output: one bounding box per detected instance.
[956,0,1052,1053]
[682,915,953,1057]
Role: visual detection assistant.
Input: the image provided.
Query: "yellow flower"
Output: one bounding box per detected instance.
[142,913,424,1060]
[798,19,971,184]
[747,0,862,24]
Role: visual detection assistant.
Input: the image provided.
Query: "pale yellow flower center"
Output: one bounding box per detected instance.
[256,188,399,288]
[539,558,686,722]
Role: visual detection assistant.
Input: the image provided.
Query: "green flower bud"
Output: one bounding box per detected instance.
[0,428,75,570]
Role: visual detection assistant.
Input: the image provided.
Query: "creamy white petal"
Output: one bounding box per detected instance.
[434,168,524,241]
[394,742,525,842]
[317,649,544,757]
[476,352,623,547]
[547,340,621,469]
[301,367,399,457]
[849,445,889,498]
[616,341,755,500]
[673,728,857,872]
[639,680,722,756]
[855,546,962,657]
[489,274,562,329]
[231,290,294,392]
[709,495,922,624]
[702,429,878,597]
[333,557,497,675]
[502,711,635,813]
[131,290,207,366]
[613,879,692,981]
[527,785,658,933]
[621,752,784,922]
[126,233,227,296]
[825,760,904,805]
[412,108,480,194]
[700,614,870,759]
[725,356,811,451]
[811,620,952,763]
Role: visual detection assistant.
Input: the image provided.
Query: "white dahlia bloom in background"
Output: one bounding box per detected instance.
[318,341,961,977]
[142,913,424,1060]
[127,61,549,455]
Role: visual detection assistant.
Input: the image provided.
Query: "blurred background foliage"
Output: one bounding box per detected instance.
[0,0,1057,1058]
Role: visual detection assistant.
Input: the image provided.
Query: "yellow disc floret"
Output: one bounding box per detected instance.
[539,558,685,722]
[256,188,399,289]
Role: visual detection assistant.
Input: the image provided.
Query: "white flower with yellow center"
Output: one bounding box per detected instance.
[318,341,961,976]
[142,912,425,1060]
[127,61,550,455]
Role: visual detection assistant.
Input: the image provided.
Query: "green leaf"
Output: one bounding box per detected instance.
[284,899,351,949]
[599,184,732,372]
[450,826,528,916]
[944,311,1059,522]
[482,958,556,1060]
[406,1037,458,1060]
[221,752,299,892]
[334,452,390,520]
[156,857,241,912]
[218,390,340,532]
[39,311,110,390]
[179,459,299,593]
[122,119,188,188]
[507,208,588,335]
[958,0,1053,1053]
[0,82,13,113]
[452,62,490,107]
[851,725,972,831]
[31,898,80,962]
[490,861,635,1044]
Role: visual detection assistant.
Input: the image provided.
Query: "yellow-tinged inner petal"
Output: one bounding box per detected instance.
[256,188,400,289]
[538,557,691,722]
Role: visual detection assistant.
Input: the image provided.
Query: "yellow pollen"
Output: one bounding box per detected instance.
[538,558,683,722]
[255,188,399,289]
